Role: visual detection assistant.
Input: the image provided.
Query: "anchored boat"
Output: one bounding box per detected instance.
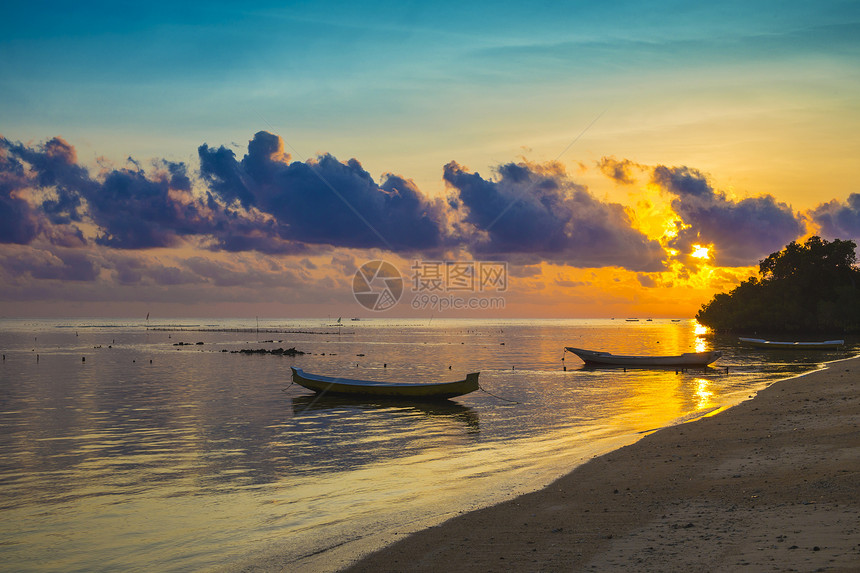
[738,337,844,350]
[564,347,722,368]
[290,367,479,399]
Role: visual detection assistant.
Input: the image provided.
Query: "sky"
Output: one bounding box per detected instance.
[1,0,859,318]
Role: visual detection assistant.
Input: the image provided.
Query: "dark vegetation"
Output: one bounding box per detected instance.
[696,236,860,333]
[232,347,306,355]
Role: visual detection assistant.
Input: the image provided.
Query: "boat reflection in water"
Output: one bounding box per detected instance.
[291,395,480,433]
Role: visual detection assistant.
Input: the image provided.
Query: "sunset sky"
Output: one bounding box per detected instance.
[2,1,859,318]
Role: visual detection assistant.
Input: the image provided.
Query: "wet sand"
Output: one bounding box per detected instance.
[343,356,860,572]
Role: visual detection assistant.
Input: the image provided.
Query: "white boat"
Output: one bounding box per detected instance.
[565,347,722,367]
[738,337,844,350]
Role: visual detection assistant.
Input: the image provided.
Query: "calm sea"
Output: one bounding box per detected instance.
[0,318,853,572]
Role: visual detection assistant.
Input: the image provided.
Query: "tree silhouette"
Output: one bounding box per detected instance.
[696,236,860,333]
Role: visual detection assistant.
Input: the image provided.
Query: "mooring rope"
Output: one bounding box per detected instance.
[478,383,522,404]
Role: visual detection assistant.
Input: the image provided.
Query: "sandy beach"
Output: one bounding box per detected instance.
[342,356,860,572]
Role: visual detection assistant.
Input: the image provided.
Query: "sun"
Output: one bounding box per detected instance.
[691,244,710,260]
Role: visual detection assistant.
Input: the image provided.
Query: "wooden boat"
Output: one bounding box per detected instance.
[564,347,722,367]
[738,337,844,350]
[290,367,479,399]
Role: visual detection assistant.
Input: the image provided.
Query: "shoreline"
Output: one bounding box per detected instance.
[338,355,860,572]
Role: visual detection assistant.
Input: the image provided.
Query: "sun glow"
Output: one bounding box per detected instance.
[691,245,710,259]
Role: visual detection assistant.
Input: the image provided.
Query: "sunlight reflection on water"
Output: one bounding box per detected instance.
[0,318,852,571]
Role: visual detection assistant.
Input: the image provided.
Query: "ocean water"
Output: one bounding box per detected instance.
[0,318,852,572]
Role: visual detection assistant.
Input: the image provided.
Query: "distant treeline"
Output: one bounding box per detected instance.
[696,236,860,333]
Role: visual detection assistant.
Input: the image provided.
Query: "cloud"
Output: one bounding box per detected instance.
[42,225,87,248]
[91,167,210,249]
[555,278,590,288]
[329,252,358,277]
[597,156,642,185]
[1,136,215,249]
[109,255,201,287]
[0,134,309,253]
[199,131,449,252]
[197,142,257,209]
[636,273,659,288]
[10,137,94,225]
[6,132,815,281]
[652,165,804,266]
[0,139,42,244]
[0,246,100,282]
[443,160,666,271]
[0,189,40,244]
[809,193,860,240]
[300,258,318,270]
[0,241,330,313]
[6,132,451,257]
[508,263,543,278]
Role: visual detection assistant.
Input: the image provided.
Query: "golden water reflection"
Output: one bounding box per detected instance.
[693,321,709,353]
[694,377,715,410]
[0,317,841,572]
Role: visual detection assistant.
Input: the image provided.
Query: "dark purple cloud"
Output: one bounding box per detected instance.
[0,191,40,244]
[444,161,666,271]
[197,143,257,208]
[2,136,205,249]
[0,134,304,252]
[0,138,41,244]
[90,167,204,248]
[10,137,93,224]
[652,165,805,267]
[5,132,448,255]
[810,194,860,240]
[199,132,448,252]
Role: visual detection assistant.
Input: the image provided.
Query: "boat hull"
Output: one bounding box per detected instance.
[738,337,844,350]
[565,347,722,367]
[290,367,479,399]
